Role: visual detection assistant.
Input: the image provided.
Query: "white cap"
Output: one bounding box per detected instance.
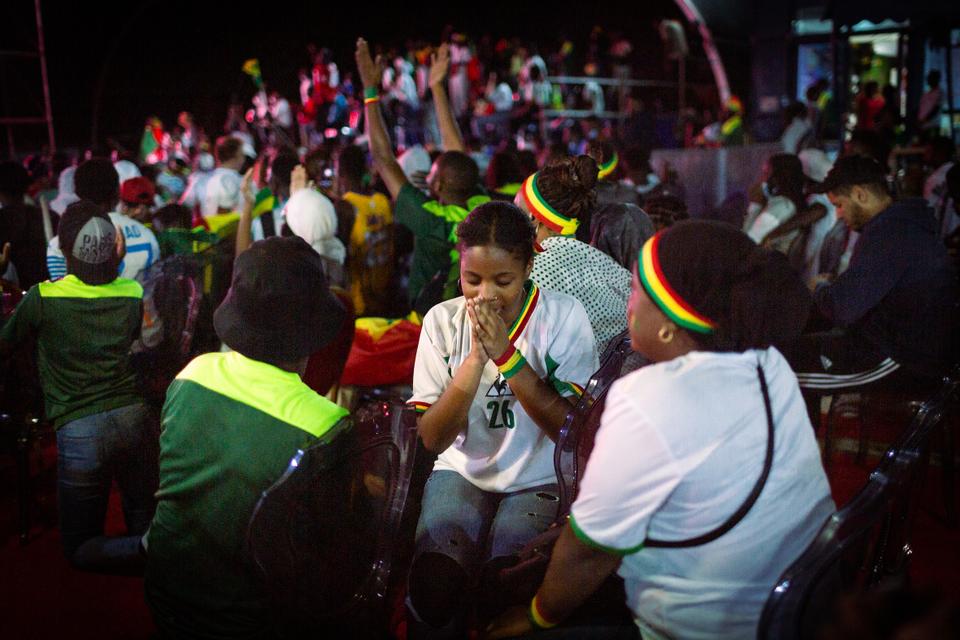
[113,160,141,185]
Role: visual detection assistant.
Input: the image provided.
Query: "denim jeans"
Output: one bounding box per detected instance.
[56,402,159,573]
[407,470,559,638]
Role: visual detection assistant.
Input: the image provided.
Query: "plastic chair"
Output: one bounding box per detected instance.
[809,365,958,523]
[555,330,647,518]
[246,406,419,637]
[758,368,960,640]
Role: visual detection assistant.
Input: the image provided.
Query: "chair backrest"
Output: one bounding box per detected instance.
[554,330,645,518]
[246,405,418,636]
[758,367,960,640]
[868,365,960,583]
[757,471,900,640]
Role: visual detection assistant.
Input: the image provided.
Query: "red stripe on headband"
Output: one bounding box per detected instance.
[648,234,715,325]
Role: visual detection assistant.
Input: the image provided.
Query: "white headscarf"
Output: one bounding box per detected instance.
[283,189,346,264]
[50,166,79,215]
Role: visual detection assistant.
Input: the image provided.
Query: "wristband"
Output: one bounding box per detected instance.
[528,594,559,630]
[364,96,380,105]
[363,86,379,100]
[493,344,526,379]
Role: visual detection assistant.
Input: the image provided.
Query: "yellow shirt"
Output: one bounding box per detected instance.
[342,191,394,315]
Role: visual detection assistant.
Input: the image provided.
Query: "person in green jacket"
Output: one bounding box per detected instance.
[0,200,157,573]
[144,235,351,639]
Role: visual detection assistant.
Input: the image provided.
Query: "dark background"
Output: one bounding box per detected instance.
[1,0,745,157]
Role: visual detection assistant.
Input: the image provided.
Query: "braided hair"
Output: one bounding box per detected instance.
[456,201,535,266]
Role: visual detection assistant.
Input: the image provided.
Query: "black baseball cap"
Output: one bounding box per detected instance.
[813,155,886,194]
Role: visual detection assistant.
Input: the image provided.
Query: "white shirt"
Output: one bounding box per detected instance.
[201,167,242,218]
[46,211,160,281]
[745,196,797,244]
[179,170,211,211]
[488,82,514,113]
[531,235,631,353]
[408,284,597,493]
[571,348,834,640]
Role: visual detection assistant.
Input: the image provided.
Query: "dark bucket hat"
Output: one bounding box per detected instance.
[214,236,346,363]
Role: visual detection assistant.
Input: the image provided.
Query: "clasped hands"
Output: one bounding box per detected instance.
[466,296,511,365]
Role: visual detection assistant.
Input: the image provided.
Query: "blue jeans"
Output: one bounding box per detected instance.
[56,402,159,573]
[408,470,559,637]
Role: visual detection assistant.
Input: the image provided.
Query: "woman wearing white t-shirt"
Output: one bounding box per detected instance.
[744,153,807,252]
[487,221,834,640]
[407,201,597,638]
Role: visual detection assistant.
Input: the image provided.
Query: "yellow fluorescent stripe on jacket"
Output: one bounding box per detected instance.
[176,351,348,438]
[39,274,143,299]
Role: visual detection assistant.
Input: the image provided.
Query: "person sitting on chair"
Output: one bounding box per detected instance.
[486,220,834,640]
[144,236,351,639]
[793,155,958,391]
[407,201,596,638]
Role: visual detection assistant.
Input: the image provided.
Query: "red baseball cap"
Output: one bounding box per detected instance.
[120,176,155,205]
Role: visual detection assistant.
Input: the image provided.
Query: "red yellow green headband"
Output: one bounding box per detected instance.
[597,152,618,180]
[521,173,580,236]
[638,233,716,334]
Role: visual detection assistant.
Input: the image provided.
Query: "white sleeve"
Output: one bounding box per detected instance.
[545,299,598,398]
[407,312,453,413]
[569,380,682,554]
[747,199,795,244]
[46,236,66,281]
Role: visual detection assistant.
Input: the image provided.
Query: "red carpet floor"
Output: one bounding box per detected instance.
[1,402,958,639]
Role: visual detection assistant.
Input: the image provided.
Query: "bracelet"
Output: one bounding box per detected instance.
[364,96,380,105]
[493,344,526,379]
[363,86,379,100]
[528,594,559,630]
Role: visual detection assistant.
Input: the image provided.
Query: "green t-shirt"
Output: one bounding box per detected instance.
[393,183,490,304]
[0,274,144,428]
[145,351,350,637]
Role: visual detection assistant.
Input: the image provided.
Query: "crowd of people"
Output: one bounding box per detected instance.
[1,25,959,640]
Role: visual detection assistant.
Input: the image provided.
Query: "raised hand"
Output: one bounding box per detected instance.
[471,296,511,361]
[428,42,451,89]
[355,38,384,91]
[240,167,257,207]
[465,297,492,365]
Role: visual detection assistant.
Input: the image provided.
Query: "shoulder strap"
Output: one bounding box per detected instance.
[645,363,775,548]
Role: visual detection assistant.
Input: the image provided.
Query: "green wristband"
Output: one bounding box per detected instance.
[363,86,378,100]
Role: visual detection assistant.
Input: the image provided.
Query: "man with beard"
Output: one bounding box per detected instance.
[793,155,957,390]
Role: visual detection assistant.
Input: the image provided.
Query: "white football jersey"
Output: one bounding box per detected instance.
[408,283,598,492]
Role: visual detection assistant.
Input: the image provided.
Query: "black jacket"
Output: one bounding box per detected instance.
[814,197,957,373]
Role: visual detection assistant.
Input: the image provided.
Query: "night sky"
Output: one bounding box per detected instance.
[2,0,704,156]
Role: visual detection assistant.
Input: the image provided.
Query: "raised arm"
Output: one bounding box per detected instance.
[234,168,256,255]
[429,43,464,152]
[355,37,408,200]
